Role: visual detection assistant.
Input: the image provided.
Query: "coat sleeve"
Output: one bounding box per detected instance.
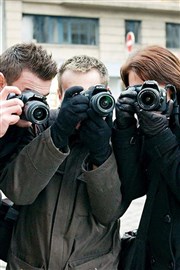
[144,127,180,201]
[111,125,147,215]
[82,151,122,225]
[0,128,69,205]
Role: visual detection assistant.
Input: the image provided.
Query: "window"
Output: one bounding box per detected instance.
[166,23,180,48]
[125,20,141,44]
[22,15,99,45]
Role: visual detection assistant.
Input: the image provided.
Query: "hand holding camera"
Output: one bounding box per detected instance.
[133,81,176,137]
[51,86,89,149]
[129,80,167,112]
[115,89,137,129]
[8,89,49,125]
[116,80,178,135]
[79,109,112,166]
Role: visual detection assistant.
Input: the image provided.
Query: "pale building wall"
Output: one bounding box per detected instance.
[2,0,180,107]
[4,0,180,64]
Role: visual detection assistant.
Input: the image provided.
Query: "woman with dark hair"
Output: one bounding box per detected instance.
[113,45,180,270]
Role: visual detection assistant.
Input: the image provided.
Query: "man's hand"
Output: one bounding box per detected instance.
[115,89,137,129]
[0,86,24,137]
[79,109,112,166]
[51,86,89,149]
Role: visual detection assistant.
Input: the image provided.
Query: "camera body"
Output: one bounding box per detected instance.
[8,89,50,124]
[81,84,115,117]
[129,80,167,112]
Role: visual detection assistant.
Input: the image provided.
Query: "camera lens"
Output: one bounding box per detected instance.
[90,92,115,117]
[137,89,160,111]
[33,107,48,121]
[23,101,49,124]
[140,92,155,106]
[99,96,114,110]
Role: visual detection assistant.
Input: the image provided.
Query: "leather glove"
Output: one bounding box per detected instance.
[79,109,112,166]
[51,86,89,149]
[115,89,137,129]
[135,104,169,137]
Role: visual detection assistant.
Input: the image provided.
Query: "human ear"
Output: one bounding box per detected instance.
[0,73,6,90]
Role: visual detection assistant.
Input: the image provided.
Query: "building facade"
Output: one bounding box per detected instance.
[1,0,180,104]
[0,1,179,268]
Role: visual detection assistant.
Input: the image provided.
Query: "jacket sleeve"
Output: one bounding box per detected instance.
[0,128,69,205]
[111,125,147,215]
[82,151,122,225]
[144,127,180,201]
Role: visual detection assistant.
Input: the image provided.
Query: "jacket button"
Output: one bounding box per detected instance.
[150,256,156,265]
[168,261,174,269]
[164,214,171,223]
[130,136,136,144]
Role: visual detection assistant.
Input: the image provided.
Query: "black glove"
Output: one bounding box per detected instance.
[135,104,169,137]
[79,109,112,166]
[115,89,137,129]
[51,86,89,149]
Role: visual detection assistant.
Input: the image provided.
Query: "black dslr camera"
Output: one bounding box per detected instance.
[8,89,50,124]
[129,80,167,112]
[81,84,115,117]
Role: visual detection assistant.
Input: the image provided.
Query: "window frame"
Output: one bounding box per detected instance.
[166,22,180,49]
[22,14,99,46]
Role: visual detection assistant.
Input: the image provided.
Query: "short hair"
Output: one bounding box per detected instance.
[120,45,180,102]
[57,55,109,97]
[0,42,57,85]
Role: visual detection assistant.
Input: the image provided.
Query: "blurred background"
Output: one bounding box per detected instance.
[0,0,180,268]
[1,0,180,107]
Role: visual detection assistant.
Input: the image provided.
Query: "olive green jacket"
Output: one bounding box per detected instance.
[0,127,121,270]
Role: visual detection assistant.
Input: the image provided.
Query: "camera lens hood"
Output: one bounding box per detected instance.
[90,92,115,117]
[137,88,161,111]
[23,101,50,124]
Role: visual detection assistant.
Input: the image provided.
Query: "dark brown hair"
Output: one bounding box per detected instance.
[120,45,180,101]
[0,43,57,84]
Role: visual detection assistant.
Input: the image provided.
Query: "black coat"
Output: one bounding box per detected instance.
[112,121,180,270]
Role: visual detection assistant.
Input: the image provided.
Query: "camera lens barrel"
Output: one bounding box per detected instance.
[137,88,161,111]
[7,90,50,124]
[134,80,167,112]
[23,101,50,124]
[90,92,115,117]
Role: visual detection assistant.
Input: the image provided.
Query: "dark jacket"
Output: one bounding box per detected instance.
[0,112,122,270]
[112,121,180,270]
